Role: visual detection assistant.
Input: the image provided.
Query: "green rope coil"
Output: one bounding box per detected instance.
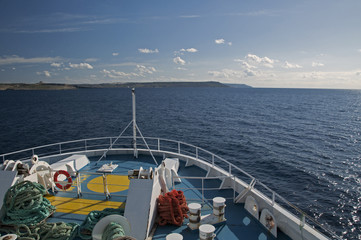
[78,208,124,240]
[101,222,125,240]
[0,222,79,240]
[1,181,56,225]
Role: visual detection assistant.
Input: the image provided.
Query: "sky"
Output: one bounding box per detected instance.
[0,0,361,89]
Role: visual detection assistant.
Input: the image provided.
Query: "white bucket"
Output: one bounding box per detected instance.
[166,233,183,240]
[199,224,215,240]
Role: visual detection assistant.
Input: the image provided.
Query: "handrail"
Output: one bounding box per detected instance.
[0,135,341,239]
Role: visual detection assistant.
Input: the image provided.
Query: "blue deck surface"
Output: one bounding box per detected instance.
[47,154,291,240]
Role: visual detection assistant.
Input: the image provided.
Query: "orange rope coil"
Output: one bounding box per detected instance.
[157,190,189,226]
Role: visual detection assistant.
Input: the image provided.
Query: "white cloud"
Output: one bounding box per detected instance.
[244,69,256,76]
[102,69,138,79]
[37,70,51,77]
[179,15,201,18]
[245,54,275,68]
[312,62,324,67]
[208,69,244,79]
[215,38,232,45]
[180,48,198,53]
[358,49,361,53]
[0,55,61,65]
[215,39,225,44]
[173,56,186,65]
[136,65,156,75]
[112,52,119,56]
[246,54,274,64]
[234,59,257,69]
[69,62,93,69]
[138,48,159,54]
[102,64,156,79]
[84,58,97,62]
[44,71,51,77]
[177,67,187,71]
[50,62,62,68]
[283,61,302,69]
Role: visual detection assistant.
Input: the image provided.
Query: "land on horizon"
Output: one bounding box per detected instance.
[0,81,252,90]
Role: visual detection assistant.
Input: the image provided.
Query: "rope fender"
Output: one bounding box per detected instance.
[157,190,189,226]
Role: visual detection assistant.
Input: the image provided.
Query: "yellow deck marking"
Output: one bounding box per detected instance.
[87,175,130,193]
[45,195,125,215]
[67,174,90,191]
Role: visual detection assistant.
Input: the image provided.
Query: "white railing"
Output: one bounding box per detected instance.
[171,175,236,204]
[0,136,341,240]
[52,170,129,200]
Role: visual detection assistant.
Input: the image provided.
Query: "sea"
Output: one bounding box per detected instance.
[0,87,360,240]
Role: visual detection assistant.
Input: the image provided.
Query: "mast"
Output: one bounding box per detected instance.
[132,88,138,158]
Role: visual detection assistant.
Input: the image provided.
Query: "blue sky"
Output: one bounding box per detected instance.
[0,0,361,88]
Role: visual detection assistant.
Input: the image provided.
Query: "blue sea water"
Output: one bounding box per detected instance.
[0,88,360,239]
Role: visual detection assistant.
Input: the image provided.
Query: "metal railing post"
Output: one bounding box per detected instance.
[110,138,112,149]
[229,163,232,175]
[158,138,160,151]
[201,178,204,204]
[77,172,82,198]
[32,148,34,156]
[85,140,87,151]
[178,142,181,154]
[233,175,236,202]
[196,148,198,160]
[212,154,214,167]
[103,173,110,199]
[272,192,275,206]
[59,144,62,154]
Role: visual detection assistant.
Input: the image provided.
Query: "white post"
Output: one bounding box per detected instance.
[132,88,138,158]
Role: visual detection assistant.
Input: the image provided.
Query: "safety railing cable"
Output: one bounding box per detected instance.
[135,124,158,165]
[96,120,133,165]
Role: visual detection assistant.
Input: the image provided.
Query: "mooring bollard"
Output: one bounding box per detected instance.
[166,233,183,240]
[188,202,202,230]
[199,224,216,240]
[213,197,226,221]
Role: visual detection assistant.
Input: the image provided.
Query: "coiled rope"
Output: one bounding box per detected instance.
[1,181,56,225]
[101,222,125,240]
[78,208,124,239]
[157,190,189,226]
[14,222,79,240]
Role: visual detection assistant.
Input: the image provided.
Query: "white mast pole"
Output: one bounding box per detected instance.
[132,88,138,158]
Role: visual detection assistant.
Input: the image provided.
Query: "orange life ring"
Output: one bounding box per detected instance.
[54,170,73,190]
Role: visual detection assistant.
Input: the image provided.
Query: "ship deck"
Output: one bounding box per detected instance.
[45,154,291,240]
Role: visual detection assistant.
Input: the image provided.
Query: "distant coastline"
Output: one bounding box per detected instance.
[0,81,252,90]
